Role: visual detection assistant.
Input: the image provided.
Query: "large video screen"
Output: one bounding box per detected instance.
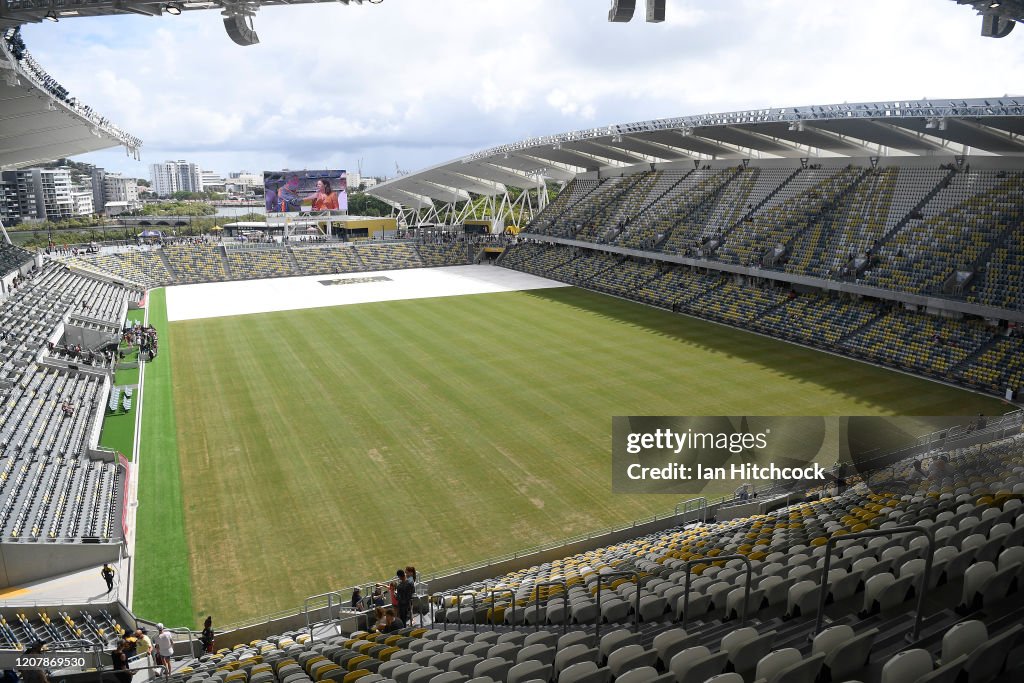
[264,169,348,214]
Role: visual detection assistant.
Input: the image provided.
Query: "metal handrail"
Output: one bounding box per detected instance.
[531,581,569,634]
[488,588,516,630]
[86,664,175,682]
[162,628,196,662]
[412,582,430,628]
[674,497,708,524]
[594,570,640,639]
[467,593,479,633]
[680,554,753,628]
[814,526,934,641]
[302,591,344,644]
[437,591,477,632]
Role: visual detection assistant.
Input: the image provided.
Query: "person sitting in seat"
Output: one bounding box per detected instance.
[906,459,926,483]
[370,607,386,632]
[928,455,950,480]
[379,608,404,634]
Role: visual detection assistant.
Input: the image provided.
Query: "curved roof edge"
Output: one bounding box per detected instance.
[369,96,1024,207]
[0,28,142,170]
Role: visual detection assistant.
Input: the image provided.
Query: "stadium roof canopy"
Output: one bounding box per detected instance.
[951,0,1024,36]
[367,97,1024,208]
[0,29,141,168]
[0,0,379,45]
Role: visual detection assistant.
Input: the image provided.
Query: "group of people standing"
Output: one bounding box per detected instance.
[349,566,418,634]
[123,321,159,361]
[111,618,213,680]
[97,563,212,680]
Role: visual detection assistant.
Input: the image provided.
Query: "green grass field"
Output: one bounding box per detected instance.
[133,289,193,627]
[98,310,145,459]
[133,286,1006,626]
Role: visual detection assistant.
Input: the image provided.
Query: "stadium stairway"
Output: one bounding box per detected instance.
[286,248,303,273]
[159,248,182,284]
[221,246,234,280]
[867,169,956,261]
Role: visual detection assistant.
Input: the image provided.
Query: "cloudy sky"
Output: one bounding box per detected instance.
[21,0,1024,181]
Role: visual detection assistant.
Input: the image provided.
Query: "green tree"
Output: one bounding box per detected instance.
[347,192,392,217]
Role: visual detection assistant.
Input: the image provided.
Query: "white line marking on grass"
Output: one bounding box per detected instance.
[122,295,149,610]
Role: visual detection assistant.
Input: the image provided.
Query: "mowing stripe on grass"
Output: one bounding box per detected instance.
[132,288,194,627]
[167,286,1003,623]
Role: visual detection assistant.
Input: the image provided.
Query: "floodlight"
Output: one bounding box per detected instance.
[165,2,184,15]
[44,10,58,21]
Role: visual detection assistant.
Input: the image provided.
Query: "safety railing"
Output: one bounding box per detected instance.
[416,583,431,622]
[77,663,174,683]
[462,592,480,633]
[435,591,478,632]
[303,591,345,644]
[814,526,935,641]
[594,570,640,639]
[680,554,753,628]
[675,496,708,524]
[164,628,196,661]
[488,588,516,631]
[532,581,569,634]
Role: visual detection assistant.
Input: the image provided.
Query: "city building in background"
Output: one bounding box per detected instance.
[150,160,203,196]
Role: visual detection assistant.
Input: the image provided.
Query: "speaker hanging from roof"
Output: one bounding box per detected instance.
[981,13,1015,38]
[223,13,260,46]
[608,0,636,22]
[646,0,665,22]
[609,0,665,23]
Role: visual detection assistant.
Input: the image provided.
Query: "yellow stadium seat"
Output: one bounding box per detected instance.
[345,656,369,672]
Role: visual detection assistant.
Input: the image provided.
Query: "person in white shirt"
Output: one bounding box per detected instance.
[154,624,174,676]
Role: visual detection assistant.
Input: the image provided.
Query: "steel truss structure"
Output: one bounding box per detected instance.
[368,97,1024,231]
[0,0,381,45]
[0,28,141,168]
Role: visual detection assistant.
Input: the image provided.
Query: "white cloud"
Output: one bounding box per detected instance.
[19,0,1024,179]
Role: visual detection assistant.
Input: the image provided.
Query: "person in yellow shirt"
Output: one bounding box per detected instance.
[134,629,153,665]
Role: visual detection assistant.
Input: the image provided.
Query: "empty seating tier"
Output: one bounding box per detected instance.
[501,242,1024,397]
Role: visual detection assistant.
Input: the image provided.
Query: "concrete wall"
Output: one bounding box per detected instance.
[64,322,116,351]
[0,541,121,587]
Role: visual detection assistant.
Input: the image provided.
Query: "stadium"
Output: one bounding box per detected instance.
[0,1,1023,682]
